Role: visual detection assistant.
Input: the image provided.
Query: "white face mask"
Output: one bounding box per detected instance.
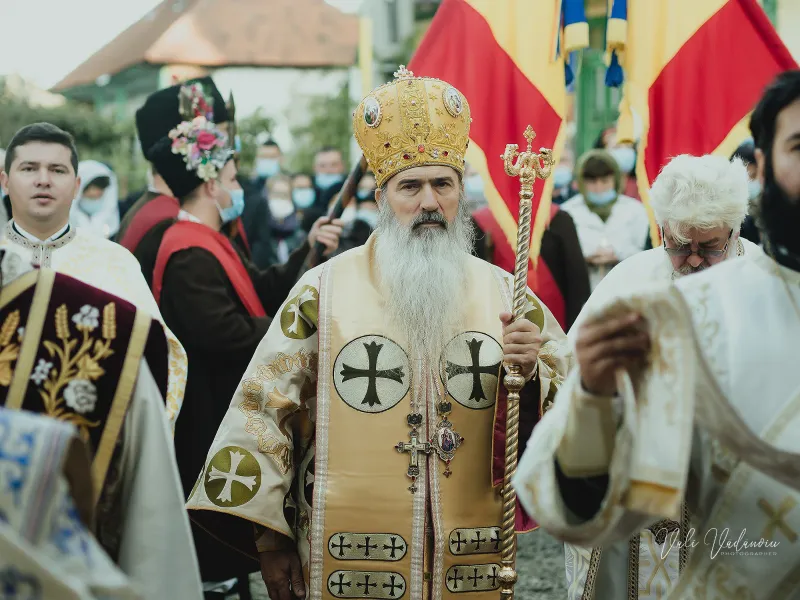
[609,146,636,174]
[269,197,295,220]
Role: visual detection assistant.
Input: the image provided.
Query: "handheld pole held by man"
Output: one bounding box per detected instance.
[498,125,553,599]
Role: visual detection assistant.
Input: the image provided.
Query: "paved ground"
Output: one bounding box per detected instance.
[243,529,566,599]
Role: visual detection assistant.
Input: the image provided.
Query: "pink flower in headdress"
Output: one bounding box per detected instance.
[196,130,217,151]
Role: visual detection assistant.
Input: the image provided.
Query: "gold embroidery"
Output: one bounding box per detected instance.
[36,302,118,439]
[0,310,21,386]
[758,496,798,543]
[256,349,318,381]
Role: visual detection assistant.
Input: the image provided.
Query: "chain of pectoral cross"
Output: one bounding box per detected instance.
[395,360,463,493]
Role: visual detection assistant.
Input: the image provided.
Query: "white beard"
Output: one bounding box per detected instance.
[374,197,475,360]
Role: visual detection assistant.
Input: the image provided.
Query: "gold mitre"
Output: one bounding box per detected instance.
[353,66,471,187]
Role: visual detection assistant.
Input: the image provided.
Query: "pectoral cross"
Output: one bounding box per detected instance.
[396,432,432,493]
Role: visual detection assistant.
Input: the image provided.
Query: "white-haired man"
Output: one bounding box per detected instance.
[556,153,760,598]
[186,67,572,599]
[570,153,761,333]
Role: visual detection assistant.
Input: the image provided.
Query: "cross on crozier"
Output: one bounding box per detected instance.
[341,341,405,407]
[207,450,257,503]
[446,338,501,402]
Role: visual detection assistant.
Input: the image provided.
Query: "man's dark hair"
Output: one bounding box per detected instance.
[262,139,280,151]
[84,176,111,191]
[730,140,756,165]
[750,70,800,152]
[316,146,342,156]
[581,155,616,180]
[749,70,800,260]
[4,123,79,174]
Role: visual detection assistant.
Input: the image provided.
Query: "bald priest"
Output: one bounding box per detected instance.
[186,68,572,599]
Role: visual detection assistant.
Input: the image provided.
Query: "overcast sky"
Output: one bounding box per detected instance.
[0,0,361,89]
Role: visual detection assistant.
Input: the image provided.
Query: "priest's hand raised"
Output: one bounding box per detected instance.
[576,312,650,396]
[260,549,306,600]
[500,312,542,381]
[308,217,345,256]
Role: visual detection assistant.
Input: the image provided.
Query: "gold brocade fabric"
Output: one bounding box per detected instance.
[187,235,571,600]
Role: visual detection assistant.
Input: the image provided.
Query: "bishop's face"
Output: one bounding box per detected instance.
[1,142,80,235]
[378,165,462,231]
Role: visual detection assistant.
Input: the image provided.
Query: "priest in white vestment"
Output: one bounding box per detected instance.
[0,408,139,599]
[0,122,187,425]
[514,70,800,600]
[561,149,650,290]
[0,244,204,599]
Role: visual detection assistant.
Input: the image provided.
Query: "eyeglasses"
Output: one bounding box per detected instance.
[662,230,733,258]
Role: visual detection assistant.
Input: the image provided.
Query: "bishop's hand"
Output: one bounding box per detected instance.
[500,312,542,381]
[260,549,306,600]
[576,312,650,396]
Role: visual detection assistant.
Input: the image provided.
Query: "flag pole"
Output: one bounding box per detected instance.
[497,125,554,600]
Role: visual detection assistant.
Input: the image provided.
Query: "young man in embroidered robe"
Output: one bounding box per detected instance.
[552,154,761,600]
[0,244,202,598]
[0,408,139,599]
[186,68,572,600]
[514,70,800,600]
[0,123,188,427]
[141,117,341,588]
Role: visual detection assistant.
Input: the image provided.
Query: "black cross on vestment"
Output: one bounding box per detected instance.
[331,573,352,595]
[447,569,464,590]
[468,568,484,588]
[383,536,405,559]
[341,341,405,407]
[450,531,467,552]
[357,574,377,595]
[331,535,352,557]
[446,338,501,402]
[471,530,487,550]
[487,566,499,587]
[383,575,404,597]
[490,528,500,551]
[357,536,378,558]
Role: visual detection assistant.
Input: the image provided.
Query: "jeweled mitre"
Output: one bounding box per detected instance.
[353,66,471,187]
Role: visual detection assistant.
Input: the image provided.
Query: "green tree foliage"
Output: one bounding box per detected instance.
[288,81,353,174]
[236,108,276,175]
[0,79,143,195]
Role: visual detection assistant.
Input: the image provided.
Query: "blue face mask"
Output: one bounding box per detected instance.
[609,146,636,174]
[255,158,280,179]
[315,173,343,190]
[586,189,618,206]
[292,188,316,209]
[357,189,374,201]
[79,198,104,216]
[552,165,572,189]
[748,179,762,201]
[217,187,245,224]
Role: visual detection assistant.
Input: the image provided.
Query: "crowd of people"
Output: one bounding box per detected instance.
[0,62,798,600]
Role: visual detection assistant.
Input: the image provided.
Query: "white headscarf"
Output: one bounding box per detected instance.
[70,160,120,239]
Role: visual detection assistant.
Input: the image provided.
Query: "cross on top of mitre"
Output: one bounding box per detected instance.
[394,65,415,80]
[523,125,536,153]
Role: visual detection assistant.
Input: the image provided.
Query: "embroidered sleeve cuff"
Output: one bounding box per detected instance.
[555,375,618,477]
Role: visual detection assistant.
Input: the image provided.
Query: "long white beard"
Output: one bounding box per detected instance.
[374,198,475,360]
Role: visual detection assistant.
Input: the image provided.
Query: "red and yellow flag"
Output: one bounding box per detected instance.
[409,0,585,327]
[608,0,798,245]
